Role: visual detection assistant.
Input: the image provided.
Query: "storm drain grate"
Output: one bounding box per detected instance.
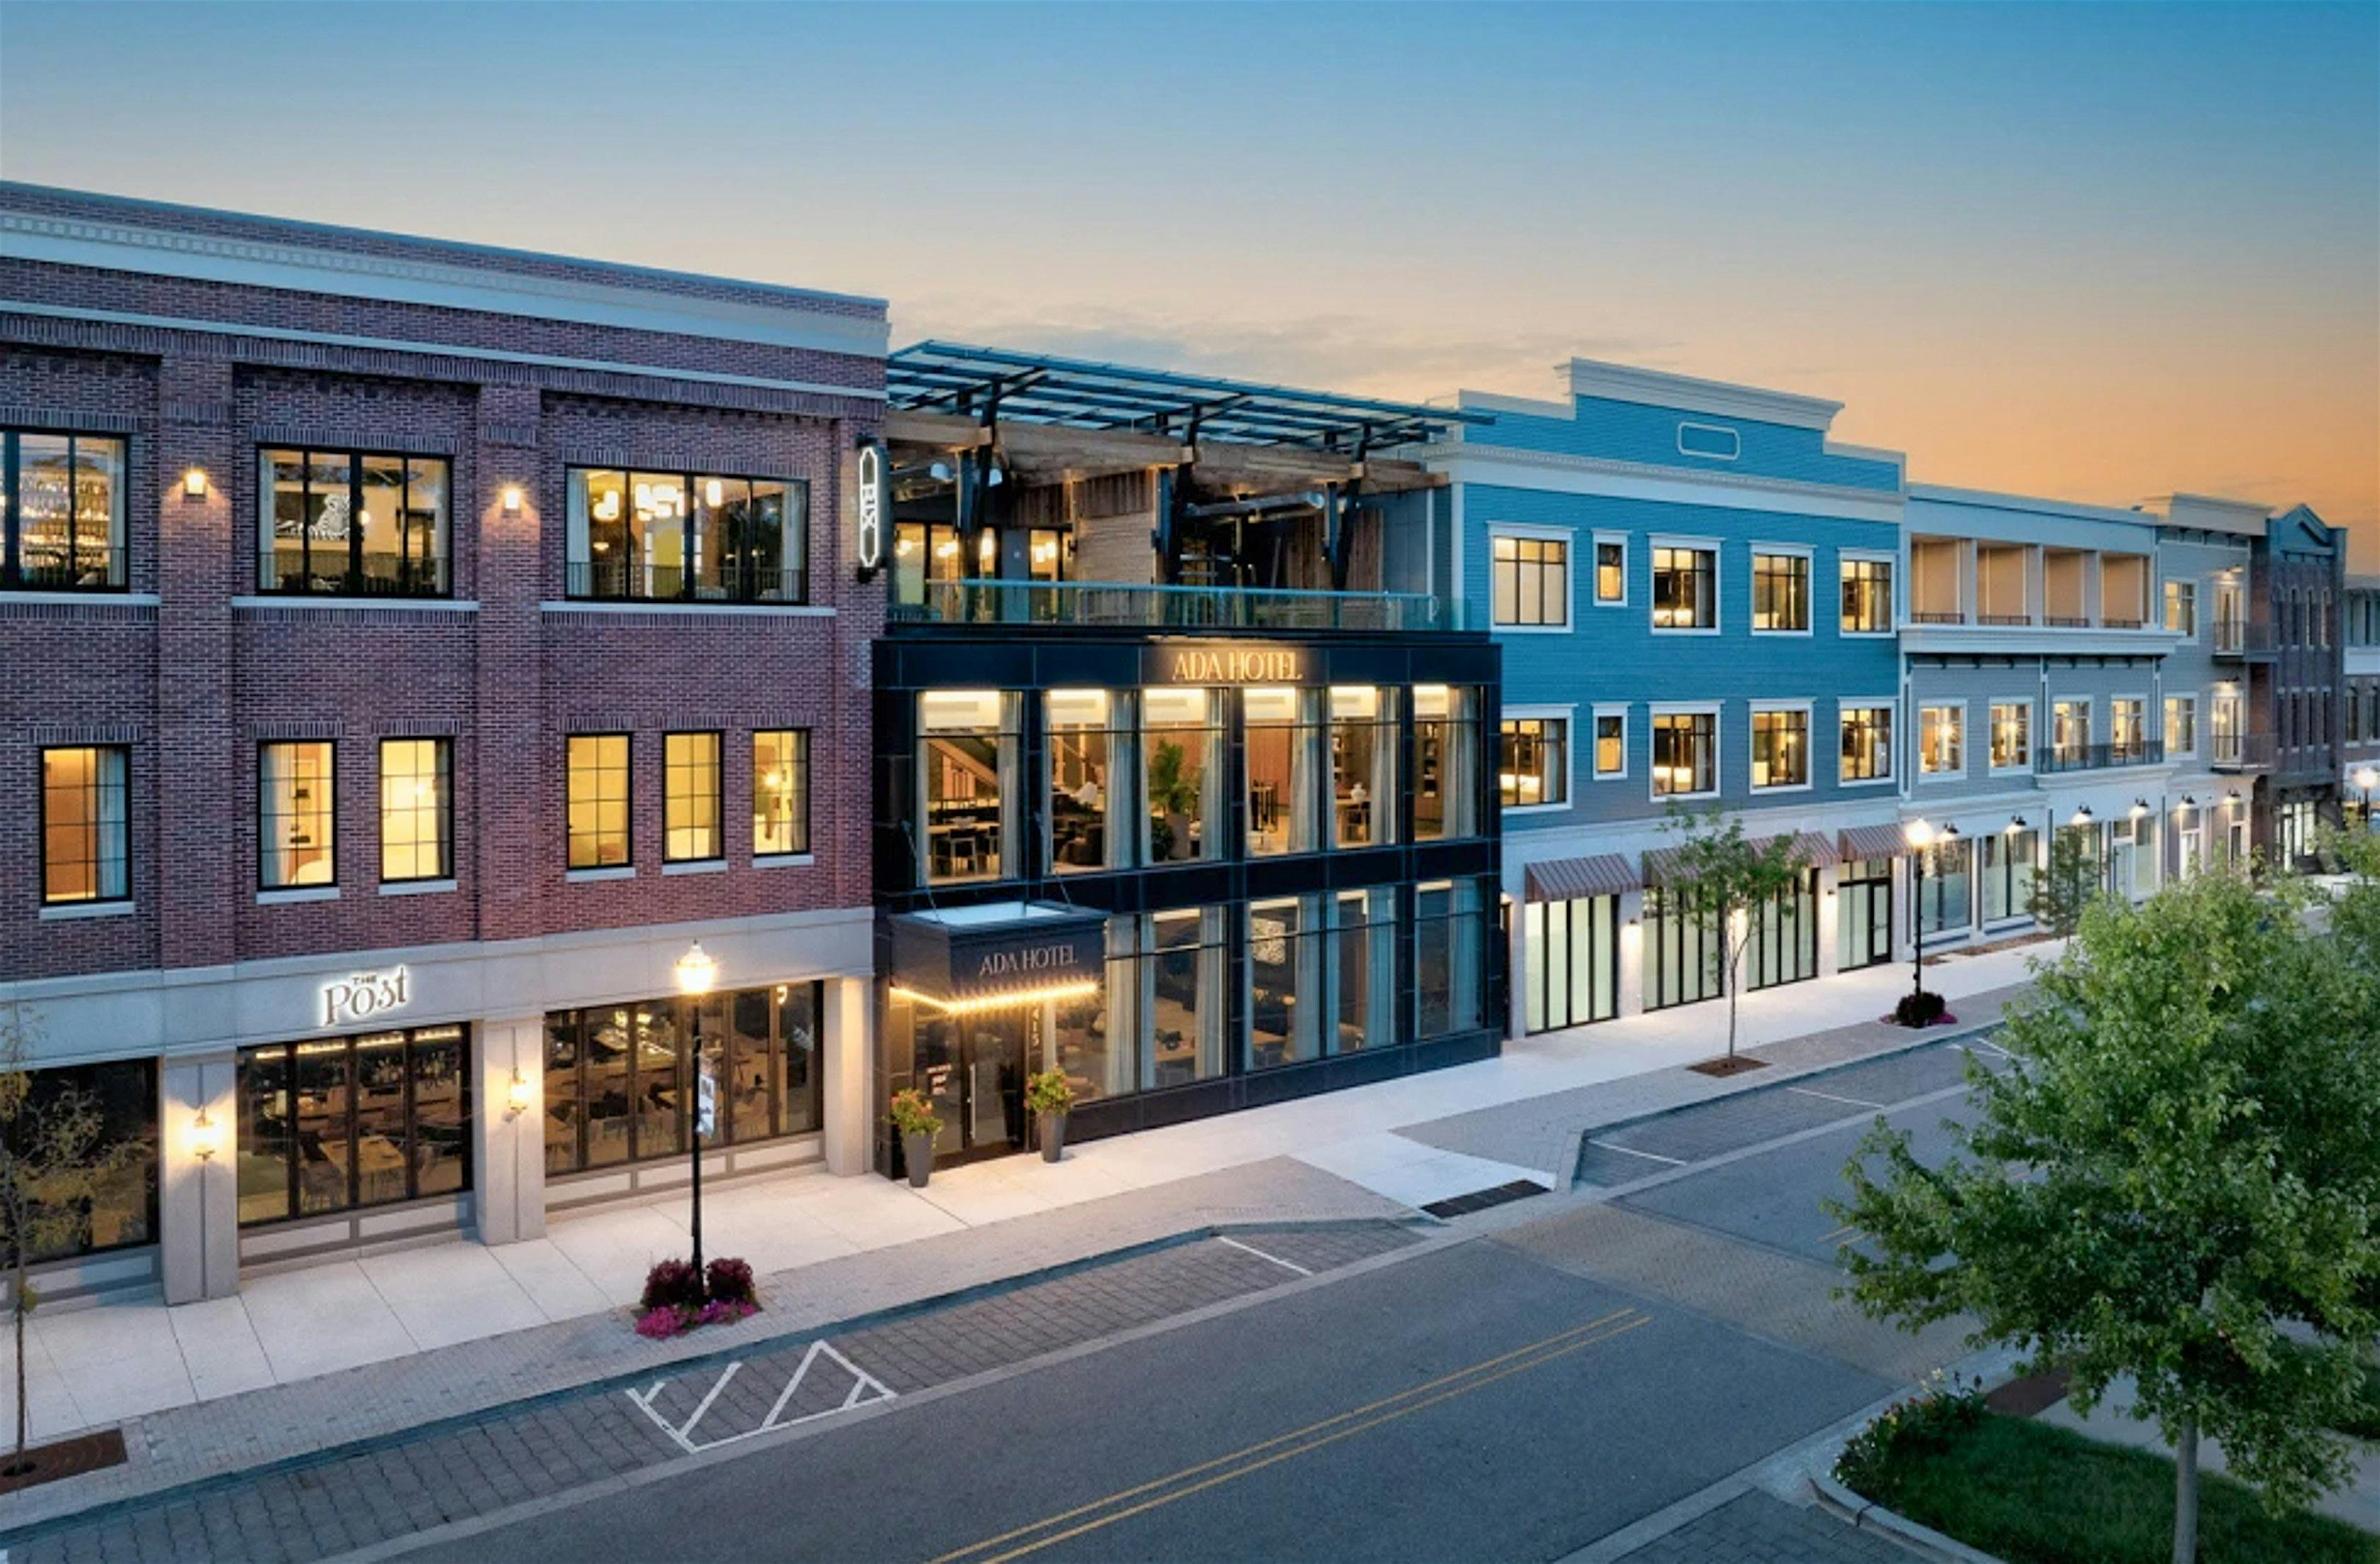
[1421,1179,1550,1219]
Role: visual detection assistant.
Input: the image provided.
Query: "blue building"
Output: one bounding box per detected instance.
[1411,360,1911,1031]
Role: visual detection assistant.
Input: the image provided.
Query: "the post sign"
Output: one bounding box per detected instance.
[696,1055,719,1138]
[1143,642,1309,686]
[855,440,886,576]
[321,965,410,1029]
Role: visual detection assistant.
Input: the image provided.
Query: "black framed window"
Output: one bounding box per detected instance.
[2,428,128,591]
[1650,545,1716,630]
[1490,534,1568,627]
[753,729,812,857]
[378,737,453,884]
[1523,895,1618,1033]
[235,1026,470,1226]
[259,448,449,597]
[259,740,336,890]
[1746,870,1819,989]
[40,745,129,905]
[1414,880,1486,1039]
[1645,887,1722,1010]
[1650,711,1716,797]
[1839,706,1893,781]
[1749,708,1809,789]
[567,734,632,870]
[1841,557,1894,634]
[1594,539,1626,604]
[663,732,724,863]
[1752,552,1809,631]
[542,982,822,1176]
[566,468,808,604]
[1,1058,157,1262]
[1498,718,1567,808]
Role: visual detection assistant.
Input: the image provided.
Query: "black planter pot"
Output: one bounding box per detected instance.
[1038,1111,1066,1163]
[902,1131,935,1189]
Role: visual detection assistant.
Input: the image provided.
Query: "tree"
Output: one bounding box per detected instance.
[1658,807,1813,1066]
[1,1004,139,1476]
[2026,824,2098,935]
[1832,868,2380,1564]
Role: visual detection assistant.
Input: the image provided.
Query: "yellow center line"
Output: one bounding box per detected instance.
[929,1312,1656,1564]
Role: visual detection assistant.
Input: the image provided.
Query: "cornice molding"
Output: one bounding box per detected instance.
[1566,358,1842,431]
[1,209,889,360]
[1409,439,1904,518]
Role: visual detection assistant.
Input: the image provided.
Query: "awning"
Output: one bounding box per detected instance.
[1839,822,1913,862]
[1524,853,1640,904]
[1643,831,1838,887]
[886,902,1107,1012]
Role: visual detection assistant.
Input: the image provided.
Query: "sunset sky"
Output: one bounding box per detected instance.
[5,2,2372,564]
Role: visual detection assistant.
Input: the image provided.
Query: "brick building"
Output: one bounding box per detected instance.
[1,184,885,1303]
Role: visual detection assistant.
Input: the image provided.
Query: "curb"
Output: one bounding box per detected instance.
[1807,1470,2013,1564]
[0,1215,1428,1545]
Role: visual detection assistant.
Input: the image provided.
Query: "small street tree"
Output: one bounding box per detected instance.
[1659,807,1812,1067]
[1,1004,138,1476]
[1832,868,2380,1564]
[2025,824,2098,935]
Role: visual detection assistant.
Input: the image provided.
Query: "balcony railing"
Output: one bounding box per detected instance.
[6,550,127,592]
[1909,610,1965,625]
[2212,619,2274,655]
[262,553,451,598]
[567,559,807,605]
[888,579,1464,633]
[2036,738,2165,775]
[1978,613,2033,626]
[2210,732,2277,770]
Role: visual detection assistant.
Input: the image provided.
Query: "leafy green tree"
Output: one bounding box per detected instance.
[2026,824,2099,935]
[1,1004,139,1475]
[1833,868,2380,1564]
[1659,807,1812,1065]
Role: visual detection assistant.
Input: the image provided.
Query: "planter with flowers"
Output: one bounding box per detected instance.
[891,1089,941,1189]
[1026,1070,1075,1163]
[633,1255,760,1340]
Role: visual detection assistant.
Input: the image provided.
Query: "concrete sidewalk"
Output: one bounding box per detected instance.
[4,942,2047,1527]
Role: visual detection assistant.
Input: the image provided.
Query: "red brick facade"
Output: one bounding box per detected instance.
[1,187,884,985]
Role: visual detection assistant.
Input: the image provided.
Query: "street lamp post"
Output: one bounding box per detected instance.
[675,940,718,1279]
[1904,819,1933,1008]
[2357,766,2378,831]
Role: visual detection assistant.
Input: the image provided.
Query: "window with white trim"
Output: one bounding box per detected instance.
[1491,533,1569,628]
[1919,705,1964,776]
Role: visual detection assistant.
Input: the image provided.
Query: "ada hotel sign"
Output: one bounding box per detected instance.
[321,965,412,1028]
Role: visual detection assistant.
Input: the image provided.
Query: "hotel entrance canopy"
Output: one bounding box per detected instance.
[885,901,1107,1012]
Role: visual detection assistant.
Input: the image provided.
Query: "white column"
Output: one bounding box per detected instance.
[1505,899,1529,1041]
[1816,863,1843,979]
[1617,887,1647,1019]
[1892,857,1918,964]
[472,1015,545,1246]
[821,975,873,1177]
[1959,538,1978,623]
[161,1052,238,1305]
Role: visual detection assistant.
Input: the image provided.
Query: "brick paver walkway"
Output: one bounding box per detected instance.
[1614,1490,1917,1563]
[1,1225,1419,1564]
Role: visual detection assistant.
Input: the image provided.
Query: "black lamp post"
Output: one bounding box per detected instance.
[675,940,718,1278]
[2358,767,2377,831]
[1904,819,1954,1008]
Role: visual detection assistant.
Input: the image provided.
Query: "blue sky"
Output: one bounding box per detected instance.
[3,2,2373,549]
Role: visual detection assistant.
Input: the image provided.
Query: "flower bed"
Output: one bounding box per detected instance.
[632,1256,762,1340]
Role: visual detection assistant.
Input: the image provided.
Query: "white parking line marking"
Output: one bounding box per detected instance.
[1787,1085,1885,1110]
[1585,1140,1687,1167]
[1215,1234,1314,1277]
[626,1340,896,1454]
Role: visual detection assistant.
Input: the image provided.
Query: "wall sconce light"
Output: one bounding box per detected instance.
[2131,798,2149,817]
[2072,805,2095,826]
[2180,795,2198,810]
[501,484,525,513]
[182,467,209,500]
[2007,815,2026,834]
[189,1107,221,1162]
[506,1070,533,1119]
[2226,788,2244,807]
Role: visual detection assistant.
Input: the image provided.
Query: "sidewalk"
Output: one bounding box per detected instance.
[4,943,2047,1529]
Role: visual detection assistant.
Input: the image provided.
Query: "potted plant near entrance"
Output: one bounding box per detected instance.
[889,1089,941,1189]
[1027,1070,1075,1163]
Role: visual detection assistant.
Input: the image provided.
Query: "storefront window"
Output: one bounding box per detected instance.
[1415,880,1485,1037]
[1247,896,1324,1068]
[5,428,127,591]
[1412,685,1478,840]
[543,983,820,1177]
[260,448,449,596]
[235,1025,472,1226]
[1330,888,1399,1053]
[567,468,807,603]
[259,740,336,889]
[1244,687,1319,857]
[1918,839,1973,938]
[4,1059,157,1261]
[1523,894,1617,1034]
[1838,858,1894,970]
[1981,829,2037,924]
[1049,922,1132,1104]
[1326,687,1396,848]
[920,691,1018,884]
[1141,688,1222,864]
[1047,690,1128,874]
[1746,870,1819,989]
[1141,908,1227,1090]
[1645,885,1722,1010]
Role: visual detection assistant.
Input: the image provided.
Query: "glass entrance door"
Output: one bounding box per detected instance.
[914,1011,1031,1163]
[1838,859,1894,970]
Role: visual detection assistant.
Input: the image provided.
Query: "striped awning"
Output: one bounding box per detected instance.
[1643,830,1838,887]
[1839,822,1913,862]
[1524,853,1640,903]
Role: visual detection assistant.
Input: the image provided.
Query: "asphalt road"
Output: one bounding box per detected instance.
[403,1044,1995,1564]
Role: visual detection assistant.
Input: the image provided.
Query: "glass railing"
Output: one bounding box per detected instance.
[258,554,451,597]
[889,579,1464,632]
[2209,733,2275,769]
[2036,739,2166,775]
[2211,619,2272,654]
